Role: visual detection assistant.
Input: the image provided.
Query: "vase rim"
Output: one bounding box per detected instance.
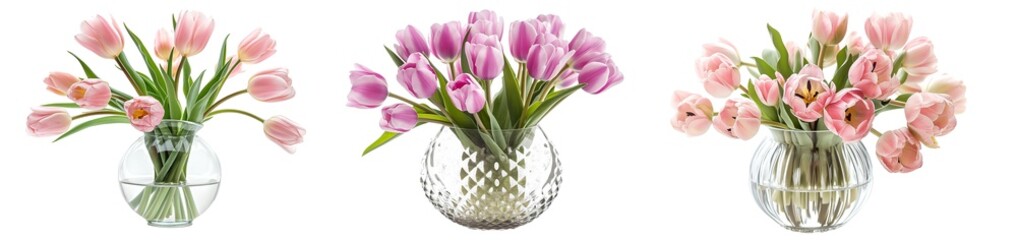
[152,120,204,132]
[446,126,542,132]
[765,126,836,133]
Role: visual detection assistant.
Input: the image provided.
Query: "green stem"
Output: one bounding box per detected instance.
[174,56,188,96]
[869,128,883,137]
[740,61,757,67]
[448,63,457,80]
[204,109,265,123]
[473,114,488,133]
[888,100,906,108]
[761,119,790,129]
[72,110,124,120]
[389,93,438,115]
[114,56,143,95]
[817,44,826,68]
[739,85,750,94]
[205,89,248,115]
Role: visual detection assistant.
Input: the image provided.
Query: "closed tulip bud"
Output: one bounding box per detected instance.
[154,28,174,61]
[44,71,80,96]
[263,116,305,154]
[175,11,215,57]
[394,25,430,59]
[430,21,464,63]
[238,28,277,64]
[865,12,913,51]
[248,68,294,102]
[446,74,486,114]
[347,64,388,109]
[26,107,72,137]
[397,53,438,98]
[380,103,417,133]
[75,15,124,59]
[67,79,112,110]
[812,10,849,45]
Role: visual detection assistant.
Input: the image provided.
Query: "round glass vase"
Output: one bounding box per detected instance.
[421,126,562,230]
[749,127,873,232]
[118,120,221,227]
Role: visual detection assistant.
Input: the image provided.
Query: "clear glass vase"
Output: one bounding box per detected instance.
[421,126,562,230]
[118,120,221,227]
[750,127,873,232]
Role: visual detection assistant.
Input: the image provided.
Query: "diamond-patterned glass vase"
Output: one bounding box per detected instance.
[421,126,562,230]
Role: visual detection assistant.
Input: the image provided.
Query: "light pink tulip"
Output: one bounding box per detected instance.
[785,41,806,68]
[67,79,112,110]
[925,74,966,114]
[248,68,294,102]
[394,25,430,59]
[26,107,72,137]
[238,28,276,64]
[465,34,504,80]
[905,92,957,148]
[823,88,875,142]
[508,20,540,62]
[430,21,464,63]
[812,10,849,45]
[845,31,868,55]
[901,37,938,79]
[569,29,606,70]
[754,73,782,106]
[577,57,623,94]
[849,49,897,100]
[527,43,574,81]
[696,53,740,98]
[713,99,761,140]
[75,15,124,59]
[124,96,165,132]
[175,11,215,57]
[348,64,388,109]
[865,12,913,51]
[227,56,243,78]
[671,90,714,136]
[44,72,80,96]
[447,74,486,114]
[154,28,174,61]
[380,103,418,133]
[783,64,832,122]
[397,53,438,99]
[536,14,565,37]
[263,116,305,154]
[876,128,923,173]
[469,10,503,39]
[702,38,740,65]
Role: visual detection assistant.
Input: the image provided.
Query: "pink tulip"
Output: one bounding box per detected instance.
[577,57,623,94]
[754,73,782,106]
[430,21,464,63]
[44,71,80,96]
[397,53,438,98]
[671,90,714,136]
[865,12,913,51]
[905,92,957,148]
[465,34,504,80]
[696,53,740,98]
[175,11,215,57]
[713,99,761,140]
[447,74,486,114]
[925,74,966,114]
[783,64,832,122]
[75,15,124,59]
[901,37,938,79]
[469,10,503,39]
[876,128,923,173]
[527,43,574,81]
[568,29,607,70]
[536,14,565,37]
[812,10,849,45]
[26,107,72,137]
[394,25,430,59]
[248,68,294,102]
[263,116,305,154]
[558,69,579,88]
[348,64,388,109]
[66,79,112,110]
[124,96,165,132]
[845,31,868,55]
[508,20,540,62]
[823,88,875,142]
[154,28,174,61]
[849,49,897,100]
[785,41,806,68]
[380,103,418,133]
[238,28,276,64]
[227,56,243,78]
[702,38,740,66]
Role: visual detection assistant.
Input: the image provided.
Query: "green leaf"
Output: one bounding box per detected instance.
[523,84,584,127]
[892,52,907,77]
[836,46,848,67]
[361,123,421,156]
[201,35,233,112]
[752,57,776,79]
[418,113,450,123]
[126,25,179,119]
[501,55,522,127]
[895,93,913,102]
[384,45,406,67]
[68,51,100,79]
[761,50,779,68]
[745,79,778,121]
[429,62,476,129]
[767,24,793,76]
[42,103,81,108]
[458,28,473,75]
[831,54,858,90]
[53,116,129,142]
[808,35,822,66]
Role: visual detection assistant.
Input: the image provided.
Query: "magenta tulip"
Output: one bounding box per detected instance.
[901,37,938,80]
[124,96,165,132]
[348,64,388,109]
[865,12,912,51]
[238,28,276,64]
[671,90,714,136]
[527,43,574,81]
[702,38,740,65]
[577,57,623,94]
[248,68,294,102]
[926,74,966,114]
[849,49,897,100]
[430,21,464,63]
[26,107,72,137]
[380,103,418,133]
[823,88,875,142]
[75,15,124,59]
[465,34,504,80]
[264,116,305,154]
[783,64,832,122]
[877,128,923,173]
[175,11,215,57]
[44,71,80,96]
[812,10,848,45]
[568,29,606,70]
[558,69,578,88]
[154,28,174,61]
[713,99,761,140]
[536,14,565,37]
[508,20,539,62]
[754,73,782,106]
[67,79,112,110]
[469,10,503,39]
[696,53,740,98]
[394,25,430,59]
[905,92,957,148]
[447,74,486,114]
[397,53,438,98]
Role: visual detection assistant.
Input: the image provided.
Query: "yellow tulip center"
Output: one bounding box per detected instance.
[845,106,862,127]
[70,86,87,99]
[132,109,149,120]
[794,80,824,105]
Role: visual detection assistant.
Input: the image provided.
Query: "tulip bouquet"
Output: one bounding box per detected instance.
[674,11,965,173]
[27,11,304,224]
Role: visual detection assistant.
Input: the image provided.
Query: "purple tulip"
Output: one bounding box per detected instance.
[395,25,430,59]
[526,42,574,81]
[397,53,438,99]
[466,34,504,80]
[508,20,539,62]
[469,10,503,39]
[380,103,418,133]
[348,64,388,109]
[569,28,607,70]
[578,57,623,94]
[430,21,464,63]
[446,74,486,113]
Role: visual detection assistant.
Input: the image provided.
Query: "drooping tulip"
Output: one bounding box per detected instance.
[812,10,849,45]
[248,68,294,102]
[671,90,714,136]
[430,21,464,63]
[465,34,504,80]
[823,88,875,142]
[526,43,574,81]
[238,28,276,64]
[175,11,215,57]
[905,92,957,148]
[263,116,305,154]
[394,25,430,59]
[75,15,124,59]
[577,57,623,94]
[713,99,761,140]
[782,64,832,122]
[446,74,486,114]
[380,103,418,133]
[67,79,112,110]
[849,49,897,100]
[124,96,165,132]
[26,107,72,137]
[925,74,966,114]
[696,53,740,98]
[702,38,740,65]
[44,72,80,96]
[347,64,388,109]
[865,12,913,51]
[154,28,174,61]
[901,37,938,80]
[569,29,606,70]
[876,128,923,173]
[397,53,438,98]
[754,73,782,106]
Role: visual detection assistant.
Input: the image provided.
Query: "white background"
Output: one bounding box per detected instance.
[1,0,1014,239]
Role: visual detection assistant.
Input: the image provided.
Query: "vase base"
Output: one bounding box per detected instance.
[783,224,842,233]
[148,221,192,228]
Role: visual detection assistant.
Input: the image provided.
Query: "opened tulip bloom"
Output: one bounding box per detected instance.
[568,29,606,70]
[75,15,124,59]
[696,53,741,98]
[812,10,848,45]
[124,96,165,132]
[713,99,761,140]
[248,68,294,102]
[527,43,573,81]
[67,79,112,110]
[348,64,388,109]
[465,35,505,80]
[901,37,938,80]
[175,11,215,57]
[671,90,714,136]
[865,12,912,51]
[264,116,305,154]
[702,38,740,66]
[824,88,875,142]
[905,92,957,148]
[468,10,503,39]
[395,25,430,59]
[154,28,174,61]
[44,71,80,96]
[577,57,623,94]
[783,64,832,122]
[430,21,464,63]
[926,74,966,114]
[26,107,72,137]
[849,49,897,100]
[397,53,438,98]
[380,103,418,133]
[754,73,782,106]
[238,28,276,64]
[877,128,923,173]
[447,74,486,114]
